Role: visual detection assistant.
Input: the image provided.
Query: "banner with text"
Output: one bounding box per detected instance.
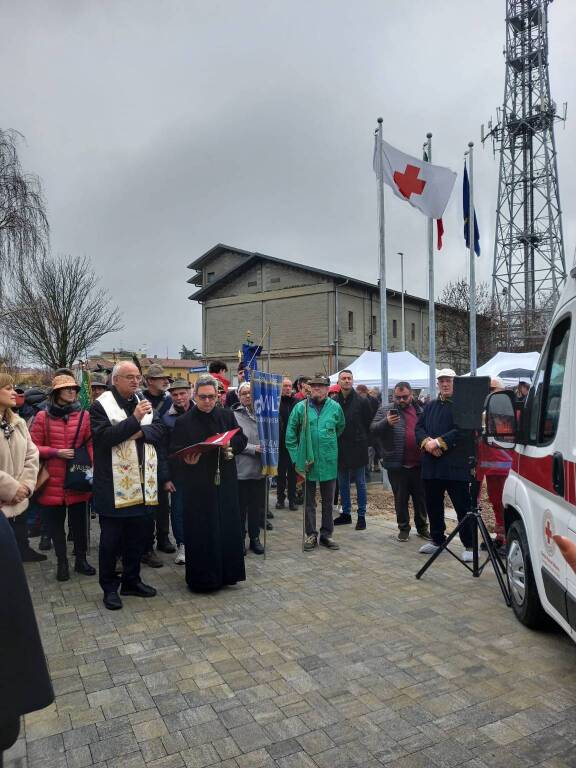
[251,370,282,476]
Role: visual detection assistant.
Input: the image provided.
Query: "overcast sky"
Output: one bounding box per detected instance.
[2,0,575,358]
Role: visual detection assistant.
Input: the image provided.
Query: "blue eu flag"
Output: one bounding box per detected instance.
[463,162,480,257]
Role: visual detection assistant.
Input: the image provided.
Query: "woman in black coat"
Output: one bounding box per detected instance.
[170,375,247,592]
[0,512,54,764]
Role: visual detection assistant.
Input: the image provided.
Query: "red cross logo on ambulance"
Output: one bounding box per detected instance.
[543,515,556,556]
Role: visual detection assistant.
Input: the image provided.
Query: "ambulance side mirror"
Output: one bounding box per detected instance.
[483,391,518,449]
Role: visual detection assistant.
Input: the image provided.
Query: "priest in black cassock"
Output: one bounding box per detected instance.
[170,374,248,592]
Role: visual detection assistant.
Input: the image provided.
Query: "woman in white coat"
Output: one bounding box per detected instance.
[0,372,39,519]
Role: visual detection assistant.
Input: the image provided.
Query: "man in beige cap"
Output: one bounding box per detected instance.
[141,363,175,565]
[415,369,475,562]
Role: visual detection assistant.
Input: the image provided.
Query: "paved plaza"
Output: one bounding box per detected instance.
[6,505,576,768]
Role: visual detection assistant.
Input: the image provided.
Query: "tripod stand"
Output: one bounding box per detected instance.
[415,453,511,606]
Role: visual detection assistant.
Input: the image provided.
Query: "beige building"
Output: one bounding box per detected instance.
[188,244,450,380]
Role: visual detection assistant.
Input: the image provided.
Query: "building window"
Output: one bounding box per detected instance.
[371,315,377,334]
[392,319,397,338]
[348,311,354,331]
[207,271,215,283]
[247,280,257,287]
[411,322,416,341]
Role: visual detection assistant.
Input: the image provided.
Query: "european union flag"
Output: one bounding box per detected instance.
[463,162,480,257]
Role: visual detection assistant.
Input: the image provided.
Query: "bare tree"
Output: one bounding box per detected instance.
[0,129,49,289]
[2,254,123,369]
[436,278,497,373]
[0,331,22,377]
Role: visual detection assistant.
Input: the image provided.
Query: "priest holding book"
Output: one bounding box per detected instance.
[169,374,247,592]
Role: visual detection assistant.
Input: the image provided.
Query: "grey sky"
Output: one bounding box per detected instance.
[2,0,575,358]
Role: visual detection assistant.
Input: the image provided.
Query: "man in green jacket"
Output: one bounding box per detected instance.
[286,373,345,551]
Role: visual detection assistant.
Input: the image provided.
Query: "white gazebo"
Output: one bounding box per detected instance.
[330,350,435,390]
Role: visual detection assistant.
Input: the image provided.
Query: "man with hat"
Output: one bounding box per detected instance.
[90,372,108,399]
[141,363,175,565]
[415,369,475,561]
[162,379,192,564]
[286,373,345,551]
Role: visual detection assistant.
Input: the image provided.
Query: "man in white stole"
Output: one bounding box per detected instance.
[90,362,168,611]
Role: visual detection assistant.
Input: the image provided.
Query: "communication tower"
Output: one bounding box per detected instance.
[483,0,566,348]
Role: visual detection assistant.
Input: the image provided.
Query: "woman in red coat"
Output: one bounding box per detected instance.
[30,375,95,581]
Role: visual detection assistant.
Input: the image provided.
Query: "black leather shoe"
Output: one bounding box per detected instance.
[75,557,96,576]
[266,521,273,531]
[355,517,367,531]
[121,582,157,598]
[104,592,122,610]
[333,513,352,526]
[157,539,176,554]
[275,500,285,509]
[266,510,274,519]
[141,551,164,568]
[57,559,70,582]
[19,546,47,563]
[250,537,265,555]
[289,501,298,511]
[39,535,52,551]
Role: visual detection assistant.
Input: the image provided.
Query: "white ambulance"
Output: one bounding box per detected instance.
[486,265,576,638]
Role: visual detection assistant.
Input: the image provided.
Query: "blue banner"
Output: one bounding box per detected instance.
[251,371,282,476]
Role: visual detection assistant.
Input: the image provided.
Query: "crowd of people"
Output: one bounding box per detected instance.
[0,358,530,614]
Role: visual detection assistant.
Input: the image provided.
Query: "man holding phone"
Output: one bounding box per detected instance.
[370,382,429,541]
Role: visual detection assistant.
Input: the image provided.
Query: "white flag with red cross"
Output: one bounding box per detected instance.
[373,138,457,221]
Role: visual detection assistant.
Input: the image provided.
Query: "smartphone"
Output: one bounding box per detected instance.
[389,408,399,416]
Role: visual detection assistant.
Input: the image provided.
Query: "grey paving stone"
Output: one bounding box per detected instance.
[89,732,140,763]
[266,738,302,759]
[228,722,272,753]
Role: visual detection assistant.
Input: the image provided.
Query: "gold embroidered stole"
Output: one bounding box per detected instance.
[98,391,158,508]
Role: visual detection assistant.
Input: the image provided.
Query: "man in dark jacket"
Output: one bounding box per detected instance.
[333,371,373,531]
[142,363,175,564]
[276,377,298,510]
[415,369,475,560]
[91,361,167,610]
[371,381,429,541]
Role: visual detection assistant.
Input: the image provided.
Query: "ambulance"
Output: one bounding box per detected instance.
[485,265,576,638]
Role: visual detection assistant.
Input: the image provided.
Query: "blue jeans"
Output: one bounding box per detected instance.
[338,467,367,517]
[170,489,184,546]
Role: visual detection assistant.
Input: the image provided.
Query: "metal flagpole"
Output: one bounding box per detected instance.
[376,118,388,398]
[425,133,436,396]
[397,252,405,351]
[468,141,477,375]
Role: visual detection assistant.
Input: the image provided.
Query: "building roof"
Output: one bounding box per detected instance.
[187,243,254,271]
[187,246,428,306]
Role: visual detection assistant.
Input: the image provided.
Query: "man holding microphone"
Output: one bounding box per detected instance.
[90,362,167,610]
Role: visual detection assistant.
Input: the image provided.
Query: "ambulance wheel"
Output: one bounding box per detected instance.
[507,521,549,629]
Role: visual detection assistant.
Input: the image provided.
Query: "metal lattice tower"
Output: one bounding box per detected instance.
[483,0,566,349]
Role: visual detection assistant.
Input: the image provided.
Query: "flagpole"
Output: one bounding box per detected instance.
[425,132,435,395]
[468,141,477,375]
[376,118,388,398]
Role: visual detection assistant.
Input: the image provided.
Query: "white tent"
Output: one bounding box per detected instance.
[330,350,435,390]
[468,351,540,387]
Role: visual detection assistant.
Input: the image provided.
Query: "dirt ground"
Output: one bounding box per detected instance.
[356,475,496,533]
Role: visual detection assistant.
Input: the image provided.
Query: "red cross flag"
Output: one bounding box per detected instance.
[374,138,457,220]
